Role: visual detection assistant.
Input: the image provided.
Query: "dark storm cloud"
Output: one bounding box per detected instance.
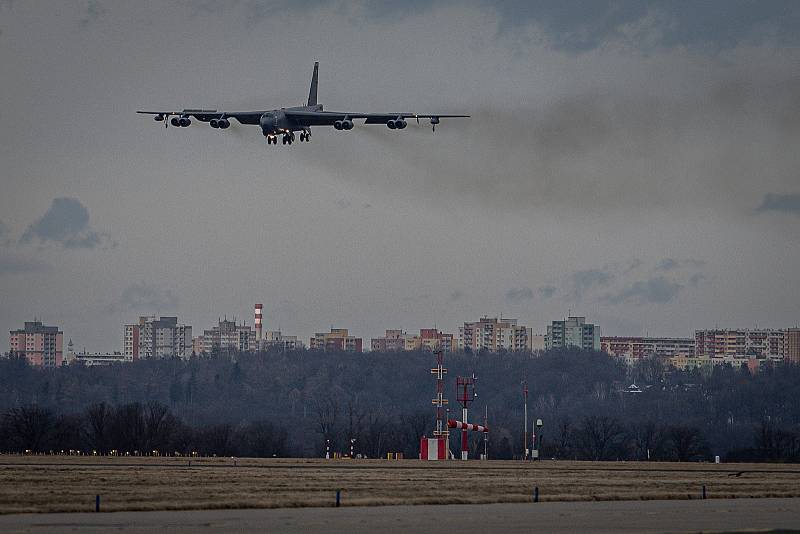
[108,282,179,313]
[756,193,800,215]
[572,268,614,299]
[505,287,534,303]
[538,285,557,299]
[602,276,682,305]
[20,198,110,249]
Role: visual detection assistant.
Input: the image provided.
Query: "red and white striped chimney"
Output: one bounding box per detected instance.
[254,303,263,342]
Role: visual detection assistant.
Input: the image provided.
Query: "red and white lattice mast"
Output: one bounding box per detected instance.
[455,375,476,460]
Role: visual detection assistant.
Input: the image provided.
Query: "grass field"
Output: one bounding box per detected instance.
[1,456,799,514]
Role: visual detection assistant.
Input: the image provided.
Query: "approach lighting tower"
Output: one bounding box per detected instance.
[432,349,448,440]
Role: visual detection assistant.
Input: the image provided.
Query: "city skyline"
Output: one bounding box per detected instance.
[1,2,799,351]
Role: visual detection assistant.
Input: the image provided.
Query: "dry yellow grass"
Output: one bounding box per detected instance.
[1,456,799,514]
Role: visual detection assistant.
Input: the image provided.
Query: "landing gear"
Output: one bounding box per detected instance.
[266,132,304,146]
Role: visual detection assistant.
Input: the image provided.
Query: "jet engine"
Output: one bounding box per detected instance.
[387,120,396,129]
[170,117,180,127]
[342,119,353,130]
[210,119,219,128]
[178,117,191,127]
[154,114,164,121]
[334,120,343,130]
[218,119,230,129]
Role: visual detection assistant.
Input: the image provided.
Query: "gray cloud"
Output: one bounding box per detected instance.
[756,193,800,215]
[688,273,706,288]
[655,258,679,271]
[0,254,50,275]
[655,258,706,272]
[79,1,106,28]
[449,290,464,302]
[572,268,614,299]
[602,276,682,305]
[20,198,110,249]
[505,287,534,303]
[108,282,179,314]
[538,285,557,299]
[0,219,9,245]
[226,1,800,52]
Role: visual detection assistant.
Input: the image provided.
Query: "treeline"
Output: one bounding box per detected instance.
[0,348,799,461]
[0,402,288,457]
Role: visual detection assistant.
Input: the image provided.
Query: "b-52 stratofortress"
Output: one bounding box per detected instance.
[138,62,469,145]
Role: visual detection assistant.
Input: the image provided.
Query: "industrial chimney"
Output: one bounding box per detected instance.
[254,303,263,343]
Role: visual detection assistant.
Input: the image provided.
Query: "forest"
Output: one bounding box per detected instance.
[1,348,799,461]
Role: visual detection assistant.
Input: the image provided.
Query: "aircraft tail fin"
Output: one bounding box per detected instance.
[307,61,319,107]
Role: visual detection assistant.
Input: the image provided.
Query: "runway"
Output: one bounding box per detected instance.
[1,498,799,533]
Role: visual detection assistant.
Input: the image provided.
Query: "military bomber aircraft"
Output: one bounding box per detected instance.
[138,62,469,145]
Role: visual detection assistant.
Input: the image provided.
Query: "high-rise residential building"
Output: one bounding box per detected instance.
[601,336,695,365]
[123,324,139,361]
[124,316,192,360]
[262,330,305,351]
[9,321,64,367]
[310,328,362,352]
[695,329,786,364]
[787,328,800,365]
[371,328,455,352]
[202,318,256,354]
[545,316,600,351]
[458,317,533,352]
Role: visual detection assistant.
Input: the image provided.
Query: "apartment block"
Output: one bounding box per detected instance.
[310,328,362,352]
[787,328,800,365]
[9,320,63,367]
[545,316,600,351]
[262,330,305,351]
[601,336,695,365]
[125,316,192,360]
[695,329,786,364]
[458,317,533,352]
[202,318,256,354]
[370,328,455,352]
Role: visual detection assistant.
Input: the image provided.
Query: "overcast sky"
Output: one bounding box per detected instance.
[1,1,799,351]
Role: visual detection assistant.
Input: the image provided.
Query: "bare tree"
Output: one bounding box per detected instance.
[667,425,708,461]
[84,402,111,454]
[4,405,55,453]
[575,415,625,461]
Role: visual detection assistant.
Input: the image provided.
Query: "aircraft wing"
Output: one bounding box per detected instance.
[136,110,264,125]
[285,110,469,126]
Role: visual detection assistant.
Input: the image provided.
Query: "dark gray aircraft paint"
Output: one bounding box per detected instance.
[138,62,469,145]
